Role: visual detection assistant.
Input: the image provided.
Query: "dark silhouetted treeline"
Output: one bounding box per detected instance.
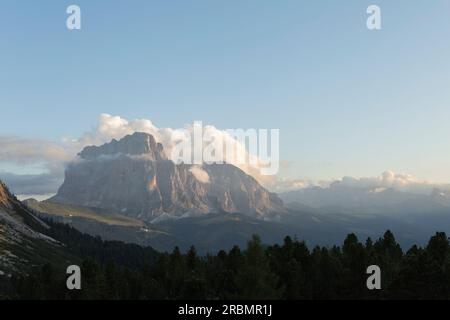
[3,221,450,299]
[43,219,160,270]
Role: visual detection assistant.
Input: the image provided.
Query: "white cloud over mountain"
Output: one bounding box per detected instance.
[73,114,276,184]
[1,114,449,197]
[0,114,275,195]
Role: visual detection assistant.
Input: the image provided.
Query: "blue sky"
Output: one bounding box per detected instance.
[1,0,450,185]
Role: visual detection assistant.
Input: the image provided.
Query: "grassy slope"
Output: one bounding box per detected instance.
[25,200,145,227]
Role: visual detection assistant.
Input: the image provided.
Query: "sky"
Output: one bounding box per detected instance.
[1,1,450,195]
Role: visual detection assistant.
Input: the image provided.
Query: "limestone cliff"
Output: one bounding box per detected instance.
[50,132,286,222]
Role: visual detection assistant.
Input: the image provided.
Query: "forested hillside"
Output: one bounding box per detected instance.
[2,222,450,300]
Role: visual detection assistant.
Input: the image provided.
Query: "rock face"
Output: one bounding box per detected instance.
[0,181,10,208]
[0,181,49,232]
[50,132,285,222]
[0,181,58,274]
[79,132,167,161]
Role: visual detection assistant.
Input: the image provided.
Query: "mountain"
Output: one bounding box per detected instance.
[279,184,424,212]
[278,183,450,248]
[27,132,450,253]
[278,183,450,216]
[50,132,285,222]
[0,181,72,276]
[25,184,450,253]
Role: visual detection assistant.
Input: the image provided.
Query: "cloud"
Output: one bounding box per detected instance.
[0,171,62,196]
[277,171,450,195]
[329,171,450,195]
[189,166,210,184]
[272,178,317,192]
[0,137,73,196]
[0,114,277,195]
[1,113,448,199]
[70,114,277,185]
[334,171,423,190]
[72,114,161,148]
[0,136,72,169]
[2,114,449,198]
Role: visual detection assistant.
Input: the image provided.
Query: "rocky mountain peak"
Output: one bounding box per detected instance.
[79,132,167,161]
[52,134,286,222]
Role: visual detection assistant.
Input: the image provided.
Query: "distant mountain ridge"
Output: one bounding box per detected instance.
[50,132,286,222]
[279,184,450,216]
